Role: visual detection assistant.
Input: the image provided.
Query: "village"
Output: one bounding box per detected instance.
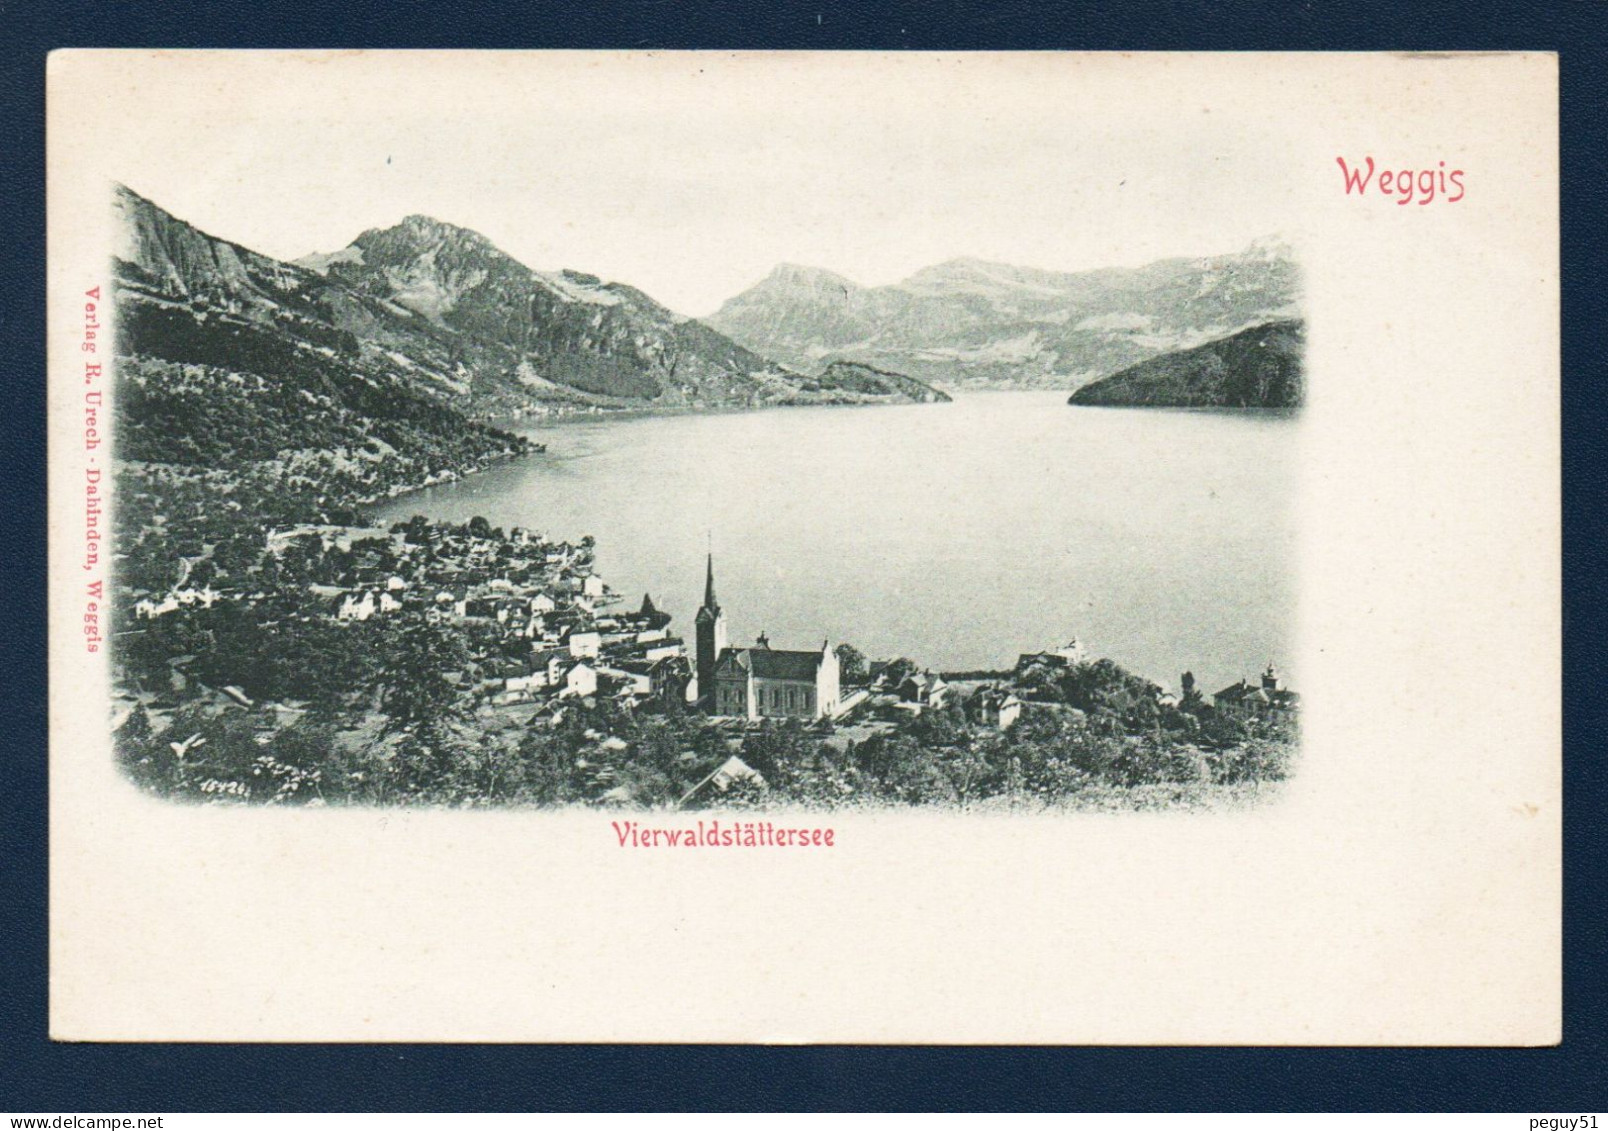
[113,519,1299,809]
[119,516,684,723]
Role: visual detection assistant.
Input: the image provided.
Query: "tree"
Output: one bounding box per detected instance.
[378,620,470,734]
[834,643,868,685]
[875,735,957,805]
[514,726,579,806]
[113,705,165,792]
[936,742,999,808]
[1211,738,1293,784]
[740,719,816,782]
[398,514,433,545]
[1198,708,1252,749]
[876,657,918,690]
[1055,658,1164,732]
[904,701,968,748]
[1179,671,1205,712]
[390,724,479,802]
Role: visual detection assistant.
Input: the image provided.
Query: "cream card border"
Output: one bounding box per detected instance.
[47,51,1559,1044]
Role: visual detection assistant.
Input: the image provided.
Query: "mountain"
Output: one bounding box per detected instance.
[809,361,950,403]
[112,185,945,425]
[706,237,1301,391]
[112,185,527,486]
[295,213,943,414]
[295,215,771,413]
[1067,319,1304,409]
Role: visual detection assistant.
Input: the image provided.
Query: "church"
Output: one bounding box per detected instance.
[694,556,841,721]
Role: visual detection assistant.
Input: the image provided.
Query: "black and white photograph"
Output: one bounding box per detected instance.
[100,91,1304,814]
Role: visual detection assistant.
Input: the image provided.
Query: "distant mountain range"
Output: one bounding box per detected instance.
[706,238,1300,391]
[1068,319,1304,409]
[112,186,946,424]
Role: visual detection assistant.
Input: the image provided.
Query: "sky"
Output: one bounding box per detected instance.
[85,51,1303,316]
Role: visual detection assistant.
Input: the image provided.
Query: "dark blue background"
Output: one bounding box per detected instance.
[4,0,1604,1112]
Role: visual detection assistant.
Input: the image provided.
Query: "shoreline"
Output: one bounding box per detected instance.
[356,442,538,517]
[480,388,956,433]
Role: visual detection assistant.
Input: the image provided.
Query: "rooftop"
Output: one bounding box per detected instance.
[720,646,824,683]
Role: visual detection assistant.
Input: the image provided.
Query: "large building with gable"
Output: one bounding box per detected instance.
[694,555,841,720]
[1213,663,1300,723]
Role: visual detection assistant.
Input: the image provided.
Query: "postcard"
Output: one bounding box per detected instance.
[46,50,1559,1043]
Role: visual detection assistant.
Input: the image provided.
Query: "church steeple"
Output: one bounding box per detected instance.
[702,552,719,612]
[694,553,727,712]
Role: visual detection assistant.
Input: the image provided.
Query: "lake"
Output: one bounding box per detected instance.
[376,392,1298,697]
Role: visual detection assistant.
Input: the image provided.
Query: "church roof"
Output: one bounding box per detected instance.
[751,649,824,681]
[1214,680,1267,703]
[717,646,823,682]
[1214,680,1300,709]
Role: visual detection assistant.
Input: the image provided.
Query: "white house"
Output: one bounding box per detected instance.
[134,595,177,619]
[1054,638,1086,664]
[972,687,1025,731]
[562,662,598,698]
[899,670,951,710]
[338,590,377,621]
[597,665,651,698]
